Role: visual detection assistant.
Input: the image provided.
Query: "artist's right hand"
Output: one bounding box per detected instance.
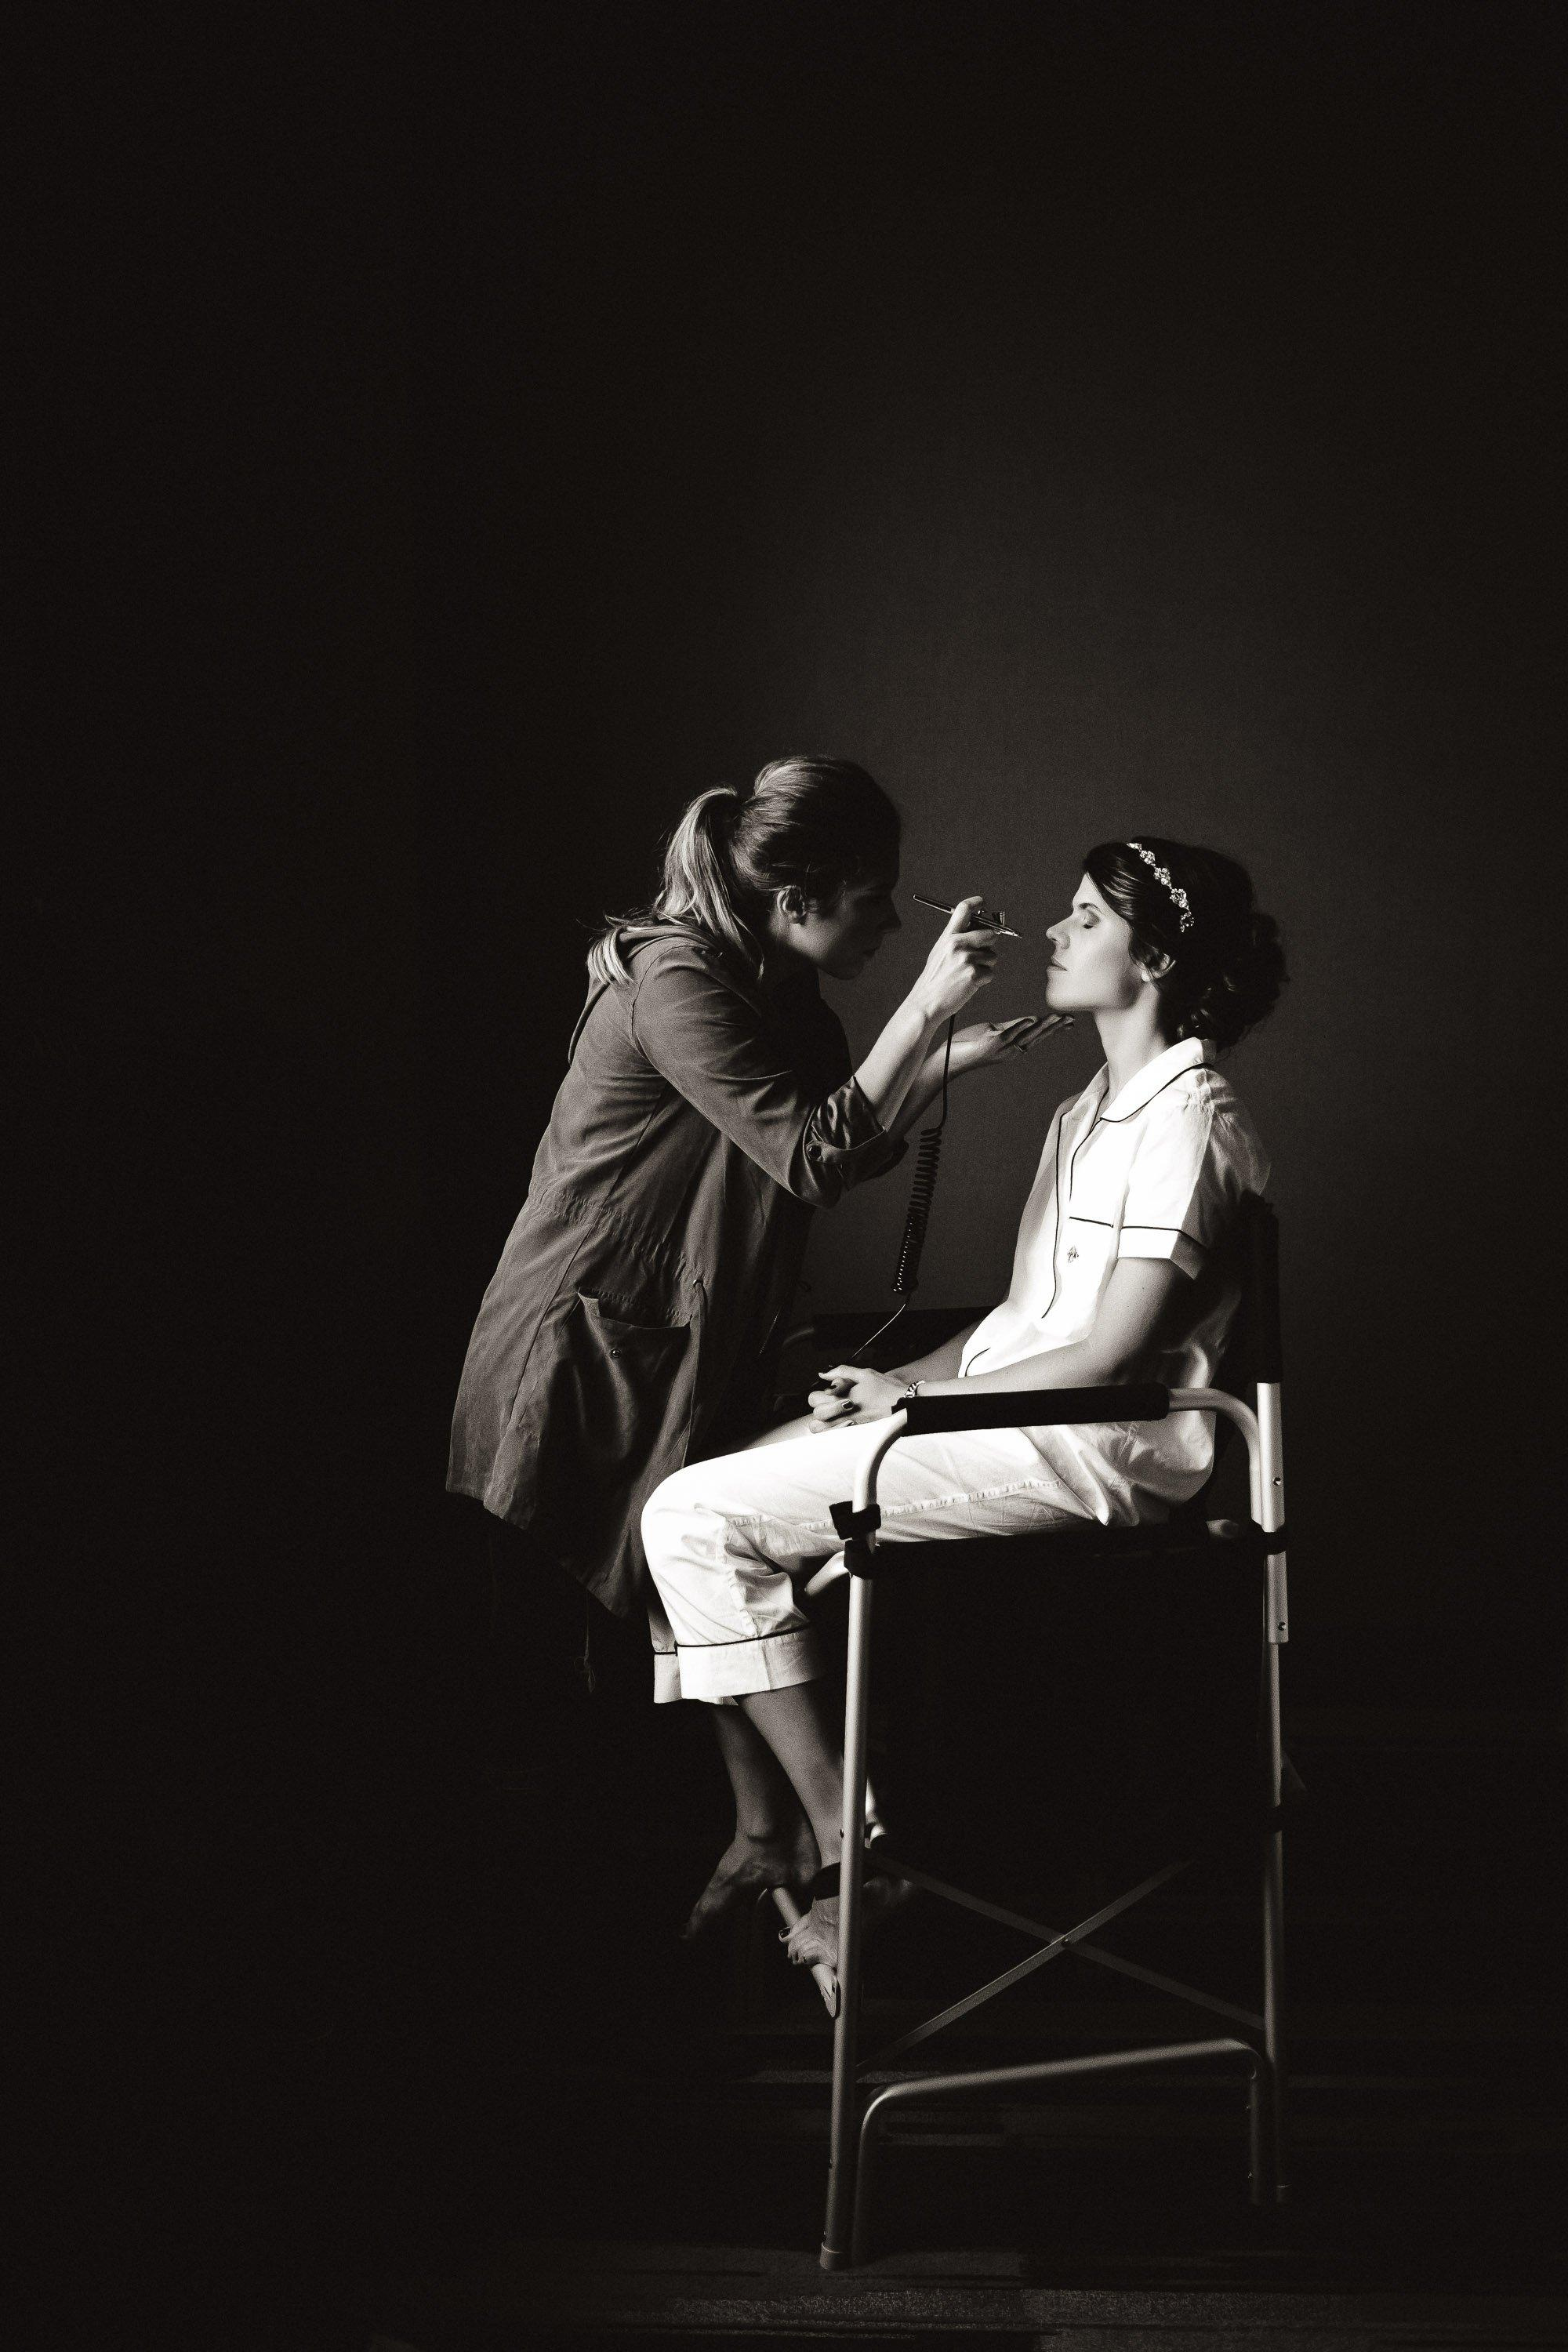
[912,896,1004,1023]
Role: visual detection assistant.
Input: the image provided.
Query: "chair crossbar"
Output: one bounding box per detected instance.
[866,1858,1189,2066]
[862,1855,1262,2045]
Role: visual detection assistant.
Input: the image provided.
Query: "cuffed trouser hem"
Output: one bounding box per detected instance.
[652,1624,824,1706]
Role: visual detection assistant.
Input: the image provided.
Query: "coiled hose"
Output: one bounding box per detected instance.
[892,1123,945,1294]
[854,1018,954,1361]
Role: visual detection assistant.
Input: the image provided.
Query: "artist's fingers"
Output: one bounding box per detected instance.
[952,921,1000,958]
[1013,1014,1071,1049]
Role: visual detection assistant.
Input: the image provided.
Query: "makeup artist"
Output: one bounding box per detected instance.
[447,755,1056,1929]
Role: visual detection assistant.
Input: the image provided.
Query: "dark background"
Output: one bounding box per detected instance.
[24,2,1562,2339]
[427,0,1561,1679]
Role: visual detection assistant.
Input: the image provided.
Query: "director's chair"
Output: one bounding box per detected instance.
[786,1195,1290,2271]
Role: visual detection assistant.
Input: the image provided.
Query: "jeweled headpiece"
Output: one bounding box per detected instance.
[1126,840,1194,934]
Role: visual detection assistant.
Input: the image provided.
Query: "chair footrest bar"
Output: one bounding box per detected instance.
[864,2036,1258,2108]
[840,2038,1268,2267]
[768,1886,838,2016]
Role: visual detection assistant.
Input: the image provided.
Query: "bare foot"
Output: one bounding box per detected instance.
[782,1869,913,1973]
[682,1818,820,1940]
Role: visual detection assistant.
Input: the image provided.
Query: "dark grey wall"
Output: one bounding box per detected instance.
[37,7,1555,1715]
[423,5,1558,1682]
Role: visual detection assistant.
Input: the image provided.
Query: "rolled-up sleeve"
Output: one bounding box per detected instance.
[1116,1094,1232,1279]
[631,953,906,1206]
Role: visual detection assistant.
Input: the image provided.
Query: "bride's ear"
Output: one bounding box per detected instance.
[1140,949,1173,982]
[775,884,809,926]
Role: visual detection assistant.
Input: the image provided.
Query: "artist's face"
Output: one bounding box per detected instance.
[1044,873,1146,1013]
[779,869,902,982]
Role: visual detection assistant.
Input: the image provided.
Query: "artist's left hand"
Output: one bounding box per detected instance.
[944,1011,1071,1076]
[808,1364,908,1431]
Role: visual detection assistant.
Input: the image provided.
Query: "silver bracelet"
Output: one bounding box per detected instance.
[898,1377,922,1398]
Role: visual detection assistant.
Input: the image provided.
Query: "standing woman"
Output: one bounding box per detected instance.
[448,756,1052,1928]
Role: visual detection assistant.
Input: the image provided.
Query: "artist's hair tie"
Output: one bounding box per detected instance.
[1126,840,1194,933]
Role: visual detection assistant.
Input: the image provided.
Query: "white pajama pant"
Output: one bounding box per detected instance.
[641,1414,1095,1704]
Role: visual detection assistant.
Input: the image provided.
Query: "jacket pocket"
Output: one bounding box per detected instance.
[514,1292,696,1566]
[574,1290,691,1350]
[556,1291,694,1466]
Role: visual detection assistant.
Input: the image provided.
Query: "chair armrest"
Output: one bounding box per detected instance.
[899,1383,1171,1435]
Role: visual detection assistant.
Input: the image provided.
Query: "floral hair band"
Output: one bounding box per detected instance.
[1126,840,1194,934]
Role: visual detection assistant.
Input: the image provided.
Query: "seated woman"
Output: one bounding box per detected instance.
[641,838,1287,1971]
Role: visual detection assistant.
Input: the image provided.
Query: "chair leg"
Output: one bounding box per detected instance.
[1258,1824,1288,2201]
[1258,1640,1289,2204]
[821,1572,875,2270]
[1247,2045,1276,2205]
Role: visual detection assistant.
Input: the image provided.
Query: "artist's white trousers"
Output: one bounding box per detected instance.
[641,1414,1093,1704]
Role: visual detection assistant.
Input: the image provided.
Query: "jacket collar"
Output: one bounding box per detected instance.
[1094,1034,1213,1123]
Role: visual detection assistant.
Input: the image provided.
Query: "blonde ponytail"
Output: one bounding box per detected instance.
[588,786,761,985]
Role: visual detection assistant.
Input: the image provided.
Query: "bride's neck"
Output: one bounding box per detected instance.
[1095,996,1171,1101]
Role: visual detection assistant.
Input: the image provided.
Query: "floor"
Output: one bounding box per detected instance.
[326,1713,1566,2351]
[40,1486,1565,2351]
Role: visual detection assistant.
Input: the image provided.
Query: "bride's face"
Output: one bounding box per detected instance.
[1044,873,1146,1014]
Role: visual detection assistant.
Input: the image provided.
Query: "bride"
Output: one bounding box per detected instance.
[640,837,1286,1971]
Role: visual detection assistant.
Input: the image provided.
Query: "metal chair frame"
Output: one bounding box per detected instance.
[810,1199,1289,2270]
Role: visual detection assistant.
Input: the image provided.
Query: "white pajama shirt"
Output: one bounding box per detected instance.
[641,1036,1269,1703]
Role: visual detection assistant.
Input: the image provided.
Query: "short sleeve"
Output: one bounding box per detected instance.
[1116,1091,1236,1280]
